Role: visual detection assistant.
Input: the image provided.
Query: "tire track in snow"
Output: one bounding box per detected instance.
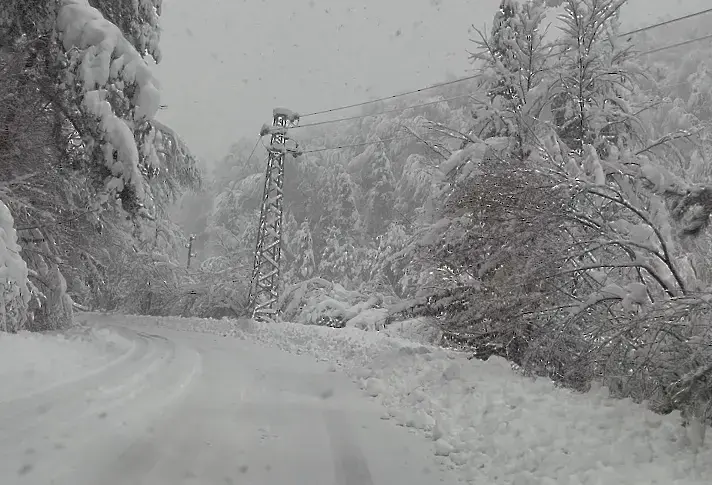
[0,327,202,484]
[0,325,140,405]
[324,409,375,485]
[46,337,202,485]
[0,329,159,440]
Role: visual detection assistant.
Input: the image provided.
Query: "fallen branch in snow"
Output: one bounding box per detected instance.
[70,299,90,311]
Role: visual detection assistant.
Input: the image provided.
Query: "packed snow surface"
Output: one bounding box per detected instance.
[120,313,711,484]
[0,315,456,485]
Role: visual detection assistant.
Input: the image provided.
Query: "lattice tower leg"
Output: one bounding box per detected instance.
[248,113,288,320]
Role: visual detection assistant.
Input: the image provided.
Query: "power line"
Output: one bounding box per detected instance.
[293,93,478,130]
[298,71,707,156]
[298,72,705,156]
[296,10,712,121]
[294,33,712,133]
[618,8,712,39]
[245,135,262,166]
[299,75,480,118]
[295,40,711,151]
[300,135,413,154]
[636,33,712,57]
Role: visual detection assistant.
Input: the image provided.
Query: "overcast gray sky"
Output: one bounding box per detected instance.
[153,0,709,163]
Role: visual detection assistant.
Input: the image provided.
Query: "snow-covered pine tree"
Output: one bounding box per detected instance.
[318,226,361,287]
[480,0,519,104]
[307,163,360,254]
[0,0,200,328]
[469,0,550,158]
[293,220,316,280]
[3,0,178,220]
[0,38,85,329]
[87,0,162,60]
[280,211,300,283]
[394,1,554,359]
[361,151,397,237]
[551,0,635,156]
[55,1,162,216]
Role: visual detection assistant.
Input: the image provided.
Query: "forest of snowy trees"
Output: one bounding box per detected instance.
[2,0,712,424]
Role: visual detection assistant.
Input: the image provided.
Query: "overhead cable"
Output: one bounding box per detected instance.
[296,9,712,120]
[299,75,480,118]
[293,93,478,130]
[300,135,414,154]
[636,33,712,57]
[618,8,712,38]
[245,135,262,166]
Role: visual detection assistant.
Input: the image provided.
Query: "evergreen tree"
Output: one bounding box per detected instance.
[551,0,634,155]
[485,0,520,104]
[469,0,550,158]
[0,1,200,328]
[318,227,352,284]
[361,152,396,237]
[294,220,316,280]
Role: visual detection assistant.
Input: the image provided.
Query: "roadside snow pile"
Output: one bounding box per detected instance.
[0,326,132,401]
[112,313,712,484]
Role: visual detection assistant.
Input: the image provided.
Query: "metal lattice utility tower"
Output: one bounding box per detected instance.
[248,108,301,320]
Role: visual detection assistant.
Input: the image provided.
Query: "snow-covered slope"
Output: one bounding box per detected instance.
[110,313,712,484]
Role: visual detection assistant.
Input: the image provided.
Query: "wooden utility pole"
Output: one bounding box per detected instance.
[186,234,195,269]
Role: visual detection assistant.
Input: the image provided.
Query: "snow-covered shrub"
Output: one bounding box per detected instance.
[594,295,712,423]
[279,277,388,329]
[0,200,30,332]
[179,257,251,319]
[381,317,443,345]
[97,244,249,320]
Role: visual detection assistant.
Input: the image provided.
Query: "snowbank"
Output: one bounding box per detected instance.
[0,326,132,401]
[101,312,712,484]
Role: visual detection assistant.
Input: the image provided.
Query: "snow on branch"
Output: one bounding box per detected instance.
[0,200,30,332]
[56,1,160,120]
[56,0,162,200]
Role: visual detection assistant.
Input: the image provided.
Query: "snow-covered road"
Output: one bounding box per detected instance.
[0,322,458,485]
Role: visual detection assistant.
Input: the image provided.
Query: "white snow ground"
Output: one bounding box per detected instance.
[0,315,457,485]
[0,325,132,401]
[1,313,711,484]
